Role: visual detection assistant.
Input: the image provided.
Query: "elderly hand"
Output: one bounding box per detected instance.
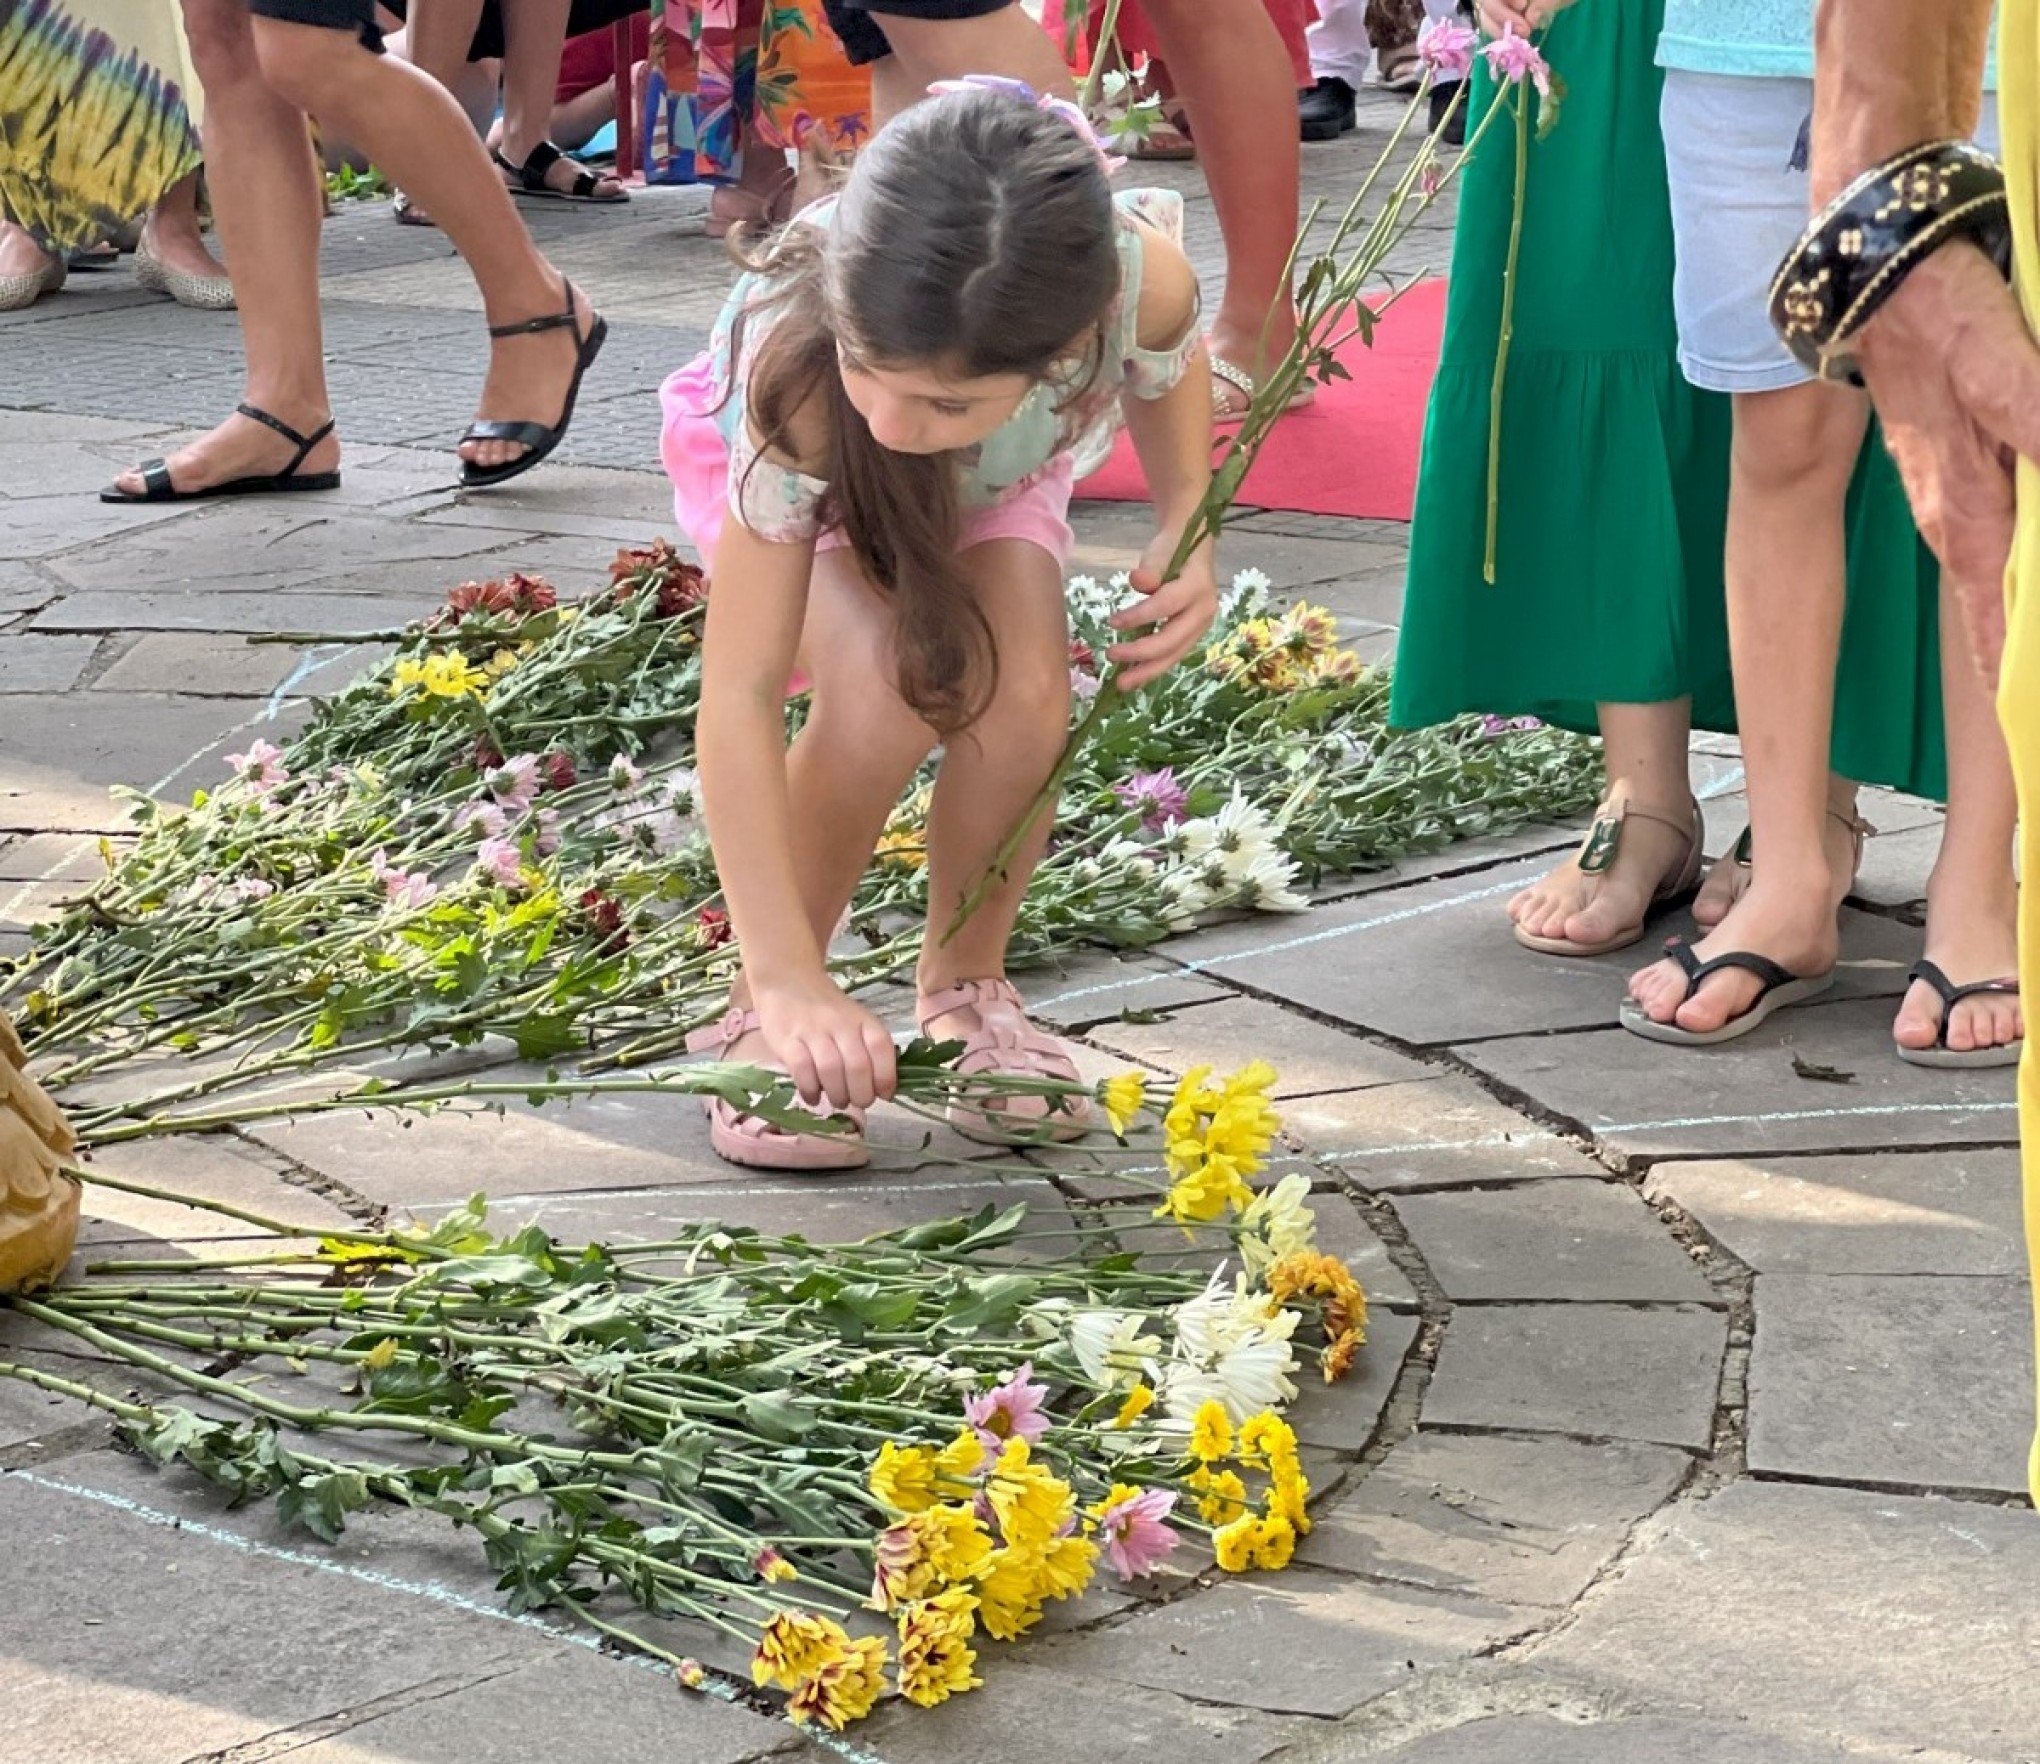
[1852,243,2040,688]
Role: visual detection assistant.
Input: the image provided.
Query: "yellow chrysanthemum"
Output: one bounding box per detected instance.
[1155,1150,1255,1225]
[1188,1466,1249,1526]
[1269,1464,1312,1536]
[870,1503,992,1612]
[1032,1533,1099,1603]
[936,1427,987,1481]
[1213,1513,1261,1573]
[868,1441,941,1514]
[1115,1382,1156,1428]
[1162,1064,1220,1147]
[1101,1071,1149,1138]
[1188,1399,1234,1464]
[751,1610,845,1690]
[1253,1513,1298,1570]
[984,1439,1074,1556]
[896,1590,982,1708]
[787,1634,889,1730]
[874,826,927,871]
[483,647,521,678]
[975,1549,1049,1642]
[1237,1411,1298,1470]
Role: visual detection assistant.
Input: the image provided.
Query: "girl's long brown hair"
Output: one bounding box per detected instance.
[727,86,1121,733]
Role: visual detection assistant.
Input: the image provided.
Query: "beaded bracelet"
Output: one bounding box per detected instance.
[1768,138,2013,385]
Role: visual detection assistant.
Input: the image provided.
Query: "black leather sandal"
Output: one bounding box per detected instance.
[99,404,340,503]
[457,280,608,492]
[493,141,627,204]
[1619,938,1835,1047]
[1896,959,2023,1068]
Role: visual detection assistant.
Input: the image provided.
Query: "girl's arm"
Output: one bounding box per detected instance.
[698,507,898,1108]
[1114,226,1220,689]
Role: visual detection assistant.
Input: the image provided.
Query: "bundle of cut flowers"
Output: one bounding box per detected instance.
[4,1061,1374,1732]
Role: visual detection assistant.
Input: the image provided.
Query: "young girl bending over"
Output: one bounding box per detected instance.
[662,79,1217,1170]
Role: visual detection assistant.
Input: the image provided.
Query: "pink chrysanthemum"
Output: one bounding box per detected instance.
[1112,767,1190,834]
[225,738,289,796]
[475,836,523,888]
[1480,26,1551,95]
[1417,17,1477,81]
[488,754,542,817]
[963,1362,1050,1454]
[1094,1486,1181,1581]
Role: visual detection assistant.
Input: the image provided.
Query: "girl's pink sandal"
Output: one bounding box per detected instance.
[685,1006,869,1172]
[916,978,1093,1146]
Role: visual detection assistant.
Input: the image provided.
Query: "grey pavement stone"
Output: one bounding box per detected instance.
[1849,822,1942,911]
[1528,1480,2040,1760]
[1043,1572,1529,1719]
[858,1660,1302,1764]
[1301,1432,1692,1610]
[1747,1272,2034,1495]
[93,630,312,696]
[1424,1305,1725,1450]
[1359,1715,1886,1763]
[35,587,451,635]
[0,1464,541,1764]
[1645,1150,2028,1277]
[1456,1000,2020,1163]
[0,564,61,617]
[1393,1180,1717,1304]
[1289,1306,1421,1455]
[1018,949,1233,1029]
[1081,993,1434,1098]
[1313,1187,1422,1310]
[0,634,98,693]
[74,1134,356,1249]
[284,1646,794,1764]
[1287,1074,1608,1192]
[0,493,197,562]
[0,692,284,831]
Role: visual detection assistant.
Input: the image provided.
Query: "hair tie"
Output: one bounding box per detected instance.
[926,74,1127,176]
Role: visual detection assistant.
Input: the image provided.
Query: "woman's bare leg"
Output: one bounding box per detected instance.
[496,0,623,194]
[138,168,229,280]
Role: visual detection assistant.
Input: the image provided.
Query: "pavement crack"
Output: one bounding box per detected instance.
[175,1657,528,1763]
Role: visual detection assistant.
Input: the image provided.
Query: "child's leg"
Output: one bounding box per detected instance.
[1893,584,2024,1055]
[724,548,941,1043]
[1628,381,1867,1032]
[1509,699,1698,952]
[917,539,1073,1000]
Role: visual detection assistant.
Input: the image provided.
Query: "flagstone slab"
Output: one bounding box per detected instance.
[858,1660,1303,1764]
[1847,822,1942,910]
[1454,1000,2020,1163]
[92,631,309,697]
[1288,1307,1422,1455]
[1299,1432,1692,1609]
[283,1647,798,1764]
[1392,1179,1717,1304]
[74,1135,355,1248]
[0,634,98,693]
[1042,1572,1530,1719]
[1526,1480,2040,1760]
[1645,1150,2028,1276]
[1360,1716,1890,1763]
[0,692,288,831]
[1423,1305,1725,1450]
[1081,994,1434,1097]
[0,565,61,617]
[1747,1273,2034,1495]
[0,831,129,882]
[31,587,452,635]
[1287,1075,1607,1191]
[1017,951,1232,1030]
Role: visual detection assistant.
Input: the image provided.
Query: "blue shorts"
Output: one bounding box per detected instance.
[1661,69,2001,395]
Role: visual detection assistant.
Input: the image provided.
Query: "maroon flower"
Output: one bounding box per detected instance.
[441,572,558,625]
[694,906,733,951]
[1069,637,1098,676]
[578,887,629,951]
[472,737,504,773]
[609,539,710,618]
[541,751,577,793]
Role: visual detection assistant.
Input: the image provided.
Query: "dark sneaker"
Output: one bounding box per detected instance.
[1299,76,1357,142]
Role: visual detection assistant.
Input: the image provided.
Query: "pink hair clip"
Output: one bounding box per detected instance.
[926,74,1127,176]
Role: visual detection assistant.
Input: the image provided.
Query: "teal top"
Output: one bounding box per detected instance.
[1658,0,1997,86]
[708,187,1200,543]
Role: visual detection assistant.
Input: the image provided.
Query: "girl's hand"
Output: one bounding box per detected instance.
[753,975,899,1110]
[1476,0,1572,34]
[1107,528,1219,691]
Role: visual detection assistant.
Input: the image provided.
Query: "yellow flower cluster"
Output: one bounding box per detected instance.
[751,1612,889,1731]
[1156,1062,1280,1225]
[855,1432,1099,1715]
[1100,1072,1148,1138]
[388,652,489,699]
[1267,1250,1369,1382]
[1205,603,1363,693]
[1187,1399,1311,1571]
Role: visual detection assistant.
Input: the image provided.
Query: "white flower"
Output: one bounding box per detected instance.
[1162,1272,1301,1423]
[1227,844,1309,913]
[1237,1173,1318,1278]
[1223,566,1273,619]
[607,754,645,792]
[665,767,703,819]
[1070,1310,1163,1390]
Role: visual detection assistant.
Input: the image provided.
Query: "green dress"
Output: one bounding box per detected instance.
[1388,0,1947,800]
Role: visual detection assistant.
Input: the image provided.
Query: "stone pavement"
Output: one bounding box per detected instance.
[3,92,2037,1764]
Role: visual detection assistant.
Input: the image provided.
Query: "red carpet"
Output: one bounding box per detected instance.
[1078,277,1447,524]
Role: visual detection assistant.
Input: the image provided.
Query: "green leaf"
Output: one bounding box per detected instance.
[946,1273,1036,1332]
[739,1390,818,1443]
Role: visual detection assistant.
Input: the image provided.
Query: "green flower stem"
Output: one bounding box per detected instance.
[1484,86,1531,585]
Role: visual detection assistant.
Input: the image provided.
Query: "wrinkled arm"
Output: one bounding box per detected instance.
[1810,0,1994,201]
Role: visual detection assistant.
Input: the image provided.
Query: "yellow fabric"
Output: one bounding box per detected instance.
[1999,0,2040,1507]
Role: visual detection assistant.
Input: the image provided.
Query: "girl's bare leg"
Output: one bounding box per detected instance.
[1628,383,1868,1032]
[1892,583,2024,1054]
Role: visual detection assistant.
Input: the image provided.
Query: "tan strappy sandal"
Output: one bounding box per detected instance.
[1513,791,1705,958]
[1706,806,1875,918]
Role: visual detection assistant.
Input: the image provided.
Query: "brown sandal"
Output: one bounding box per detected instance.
[1514,791,1704,958]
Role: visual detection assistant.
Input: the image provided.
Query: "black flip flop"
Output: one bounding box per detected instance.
[494,141,628,205]
[1620,939,1835,1047]
[100,404,340,503]
[457,280,607,492]
[1896,959,2023,1068]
